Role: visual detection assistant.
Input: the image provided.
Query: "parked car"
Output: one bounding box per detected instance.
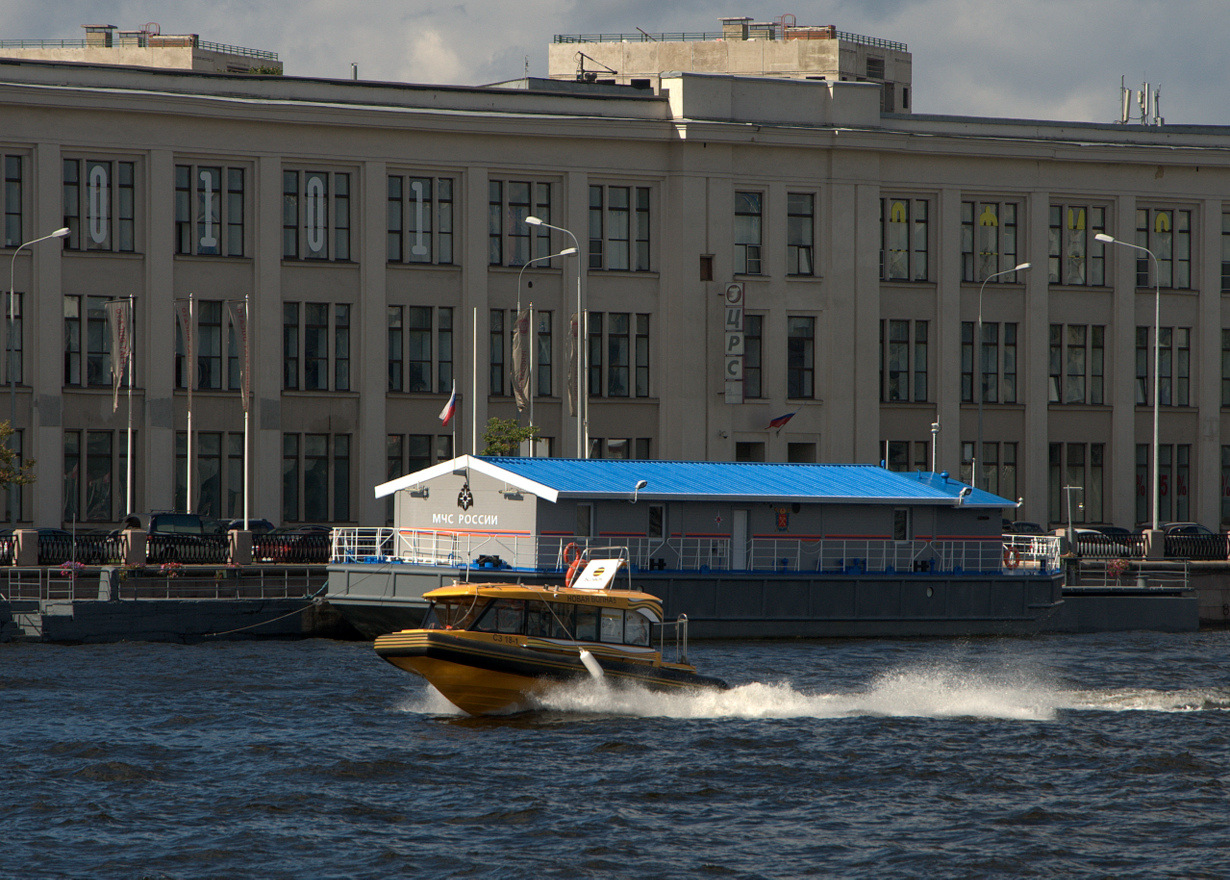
[1156,522,1227,560]
[224,518,276,535]
[134,512,219,563]
[258,525,332,564]
[1010,521,1047,536]
[1072,527,1133,557]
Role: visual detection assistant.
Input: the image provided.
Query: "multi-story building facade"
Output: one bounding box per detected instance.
[2,24,1229,533]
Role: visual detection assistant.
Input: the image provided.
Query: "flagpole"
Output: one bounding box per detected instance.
[243,294,250,531]
[471,306,477,456]
[187,292,194,513]
[528,303,535,456]
[126,293,134,516]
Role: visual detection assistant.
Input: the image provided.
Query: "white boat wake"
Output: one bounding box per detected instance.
[395,663,1230,721]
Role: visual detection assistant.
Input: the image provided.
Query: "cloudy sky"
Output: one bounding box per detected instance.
[9,0,1228,125]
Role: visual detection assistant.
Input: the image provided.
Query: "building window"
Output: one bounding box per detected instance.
[735,441,766,462]
[1048,324,1105,405]
[1221,446,1230,526]
[1222,330,1230,407]
[63,295,112,387]
[881,319,928,402]
[388,306,453,394]
[1049,204,1106,286]
[787,316,814,399]
[1222,213,1230,293]
[961,321,1017,404]
[175,164,245,256]
[281,302,352,392]
[1049,442,1105,526]
[886,440,932,474]
[3,292,21,387]
[63,158,136,252]
[961,201,1019,282]
[589,185,651,271]
[635,314,650,397]
[3,154,22,247]
[1138,443,1190,525]
[881,197,929,281]
[536,311,553,398]
[583,312,649,399]
[743,314,763,399]
[962,441,1018,500]
[282,169,351,261]
[489,180,553,266]
[734,191,763,275]
[1136,326,1190,406]
[1135,208,1191,289]
[786,193,814,276]
[489,309,505,396]
[63,430,115,522]
[387,174,453,264]
[281,433,351,523]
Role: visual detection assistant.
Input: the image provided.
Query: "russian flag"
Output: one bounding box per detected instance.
[766,411,795,430]
[438,381,457,426]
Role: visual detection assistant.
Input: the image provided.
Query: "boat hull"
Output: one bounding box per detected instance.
[375,630,727,715]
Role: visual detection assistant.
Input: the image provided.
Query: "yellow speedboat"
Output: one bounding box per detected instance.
[374,558,728,715]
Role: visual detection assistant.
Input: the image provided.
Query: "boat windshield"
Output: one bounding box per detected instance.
[421,598,484,631]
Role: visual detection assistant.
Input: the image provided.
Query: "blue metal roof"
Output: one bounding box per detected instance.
[477,457,1014,507]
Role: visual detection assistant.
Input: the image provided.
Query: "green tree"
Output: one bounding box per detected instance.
[481,417,540,456]
[0,421,35,490]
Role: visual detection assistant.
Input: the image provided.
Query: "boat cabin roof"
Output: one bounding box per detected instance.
[423,581,662,610]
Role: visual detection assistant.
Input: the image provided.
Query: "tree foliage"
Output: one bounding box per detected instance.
[481,417,540,456]
[0,421,35,488]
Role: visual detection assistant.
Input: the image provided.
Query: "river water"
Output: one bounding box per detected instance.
[3,632,1230,879]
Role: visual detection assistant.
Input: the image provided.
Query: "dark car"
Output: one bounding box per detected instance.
[135,512,227,564]
[1156,522,1227,560]
[224,518,276,535]
[1010,521,1047,536]
[257,525,332,564]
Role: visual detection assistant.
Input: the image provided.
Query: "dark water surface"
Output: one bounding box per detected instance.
[3,633,1230,879]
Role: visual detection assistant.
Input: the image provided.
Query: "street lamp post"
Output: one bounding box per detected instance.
[516,246,577,455]
[524,216,587,458]
[975,261,1031,490]
[7,226,69,523]
[1096,233,1161,530]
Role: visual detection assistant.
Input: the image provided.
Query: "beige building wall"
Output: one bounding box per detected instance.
[0,59,1228,532]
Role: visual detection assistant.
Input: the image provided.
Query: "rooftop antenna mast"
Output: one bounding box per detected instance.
[1120,75,1163,126]
[576,51,618,83]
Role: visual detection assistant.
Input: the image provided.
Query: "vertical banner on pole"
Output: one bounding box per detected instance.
[104,300,133,413]
[228,301,250,411]
[512,308,531,412]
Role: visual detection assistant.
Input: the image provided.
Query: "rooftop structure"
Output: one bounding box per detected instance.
[0,23,281,75]
[549,14,911,113]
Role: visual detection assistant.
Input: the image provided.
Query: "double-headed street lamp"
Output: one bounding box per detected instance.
[7,226,69,522]
[974,261,1031,490]
[524,216,587,458]
[1095,232,1161,530]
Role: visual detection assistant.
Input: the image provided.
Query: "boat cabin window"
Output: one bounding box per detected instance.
[600,608,623,643]
[575,606,599,641]
[422,599,481,630]
[472,598,525,634]
[467,597,652,647]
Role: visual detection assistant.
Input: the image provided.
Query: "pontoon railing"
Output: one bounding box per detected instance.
[331,528,1063,575]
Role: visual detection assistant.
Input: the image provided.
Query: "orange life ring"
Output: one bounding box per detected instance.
[1003,547,1022,569]
[565,556,583,588]
[563,542,579,565]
